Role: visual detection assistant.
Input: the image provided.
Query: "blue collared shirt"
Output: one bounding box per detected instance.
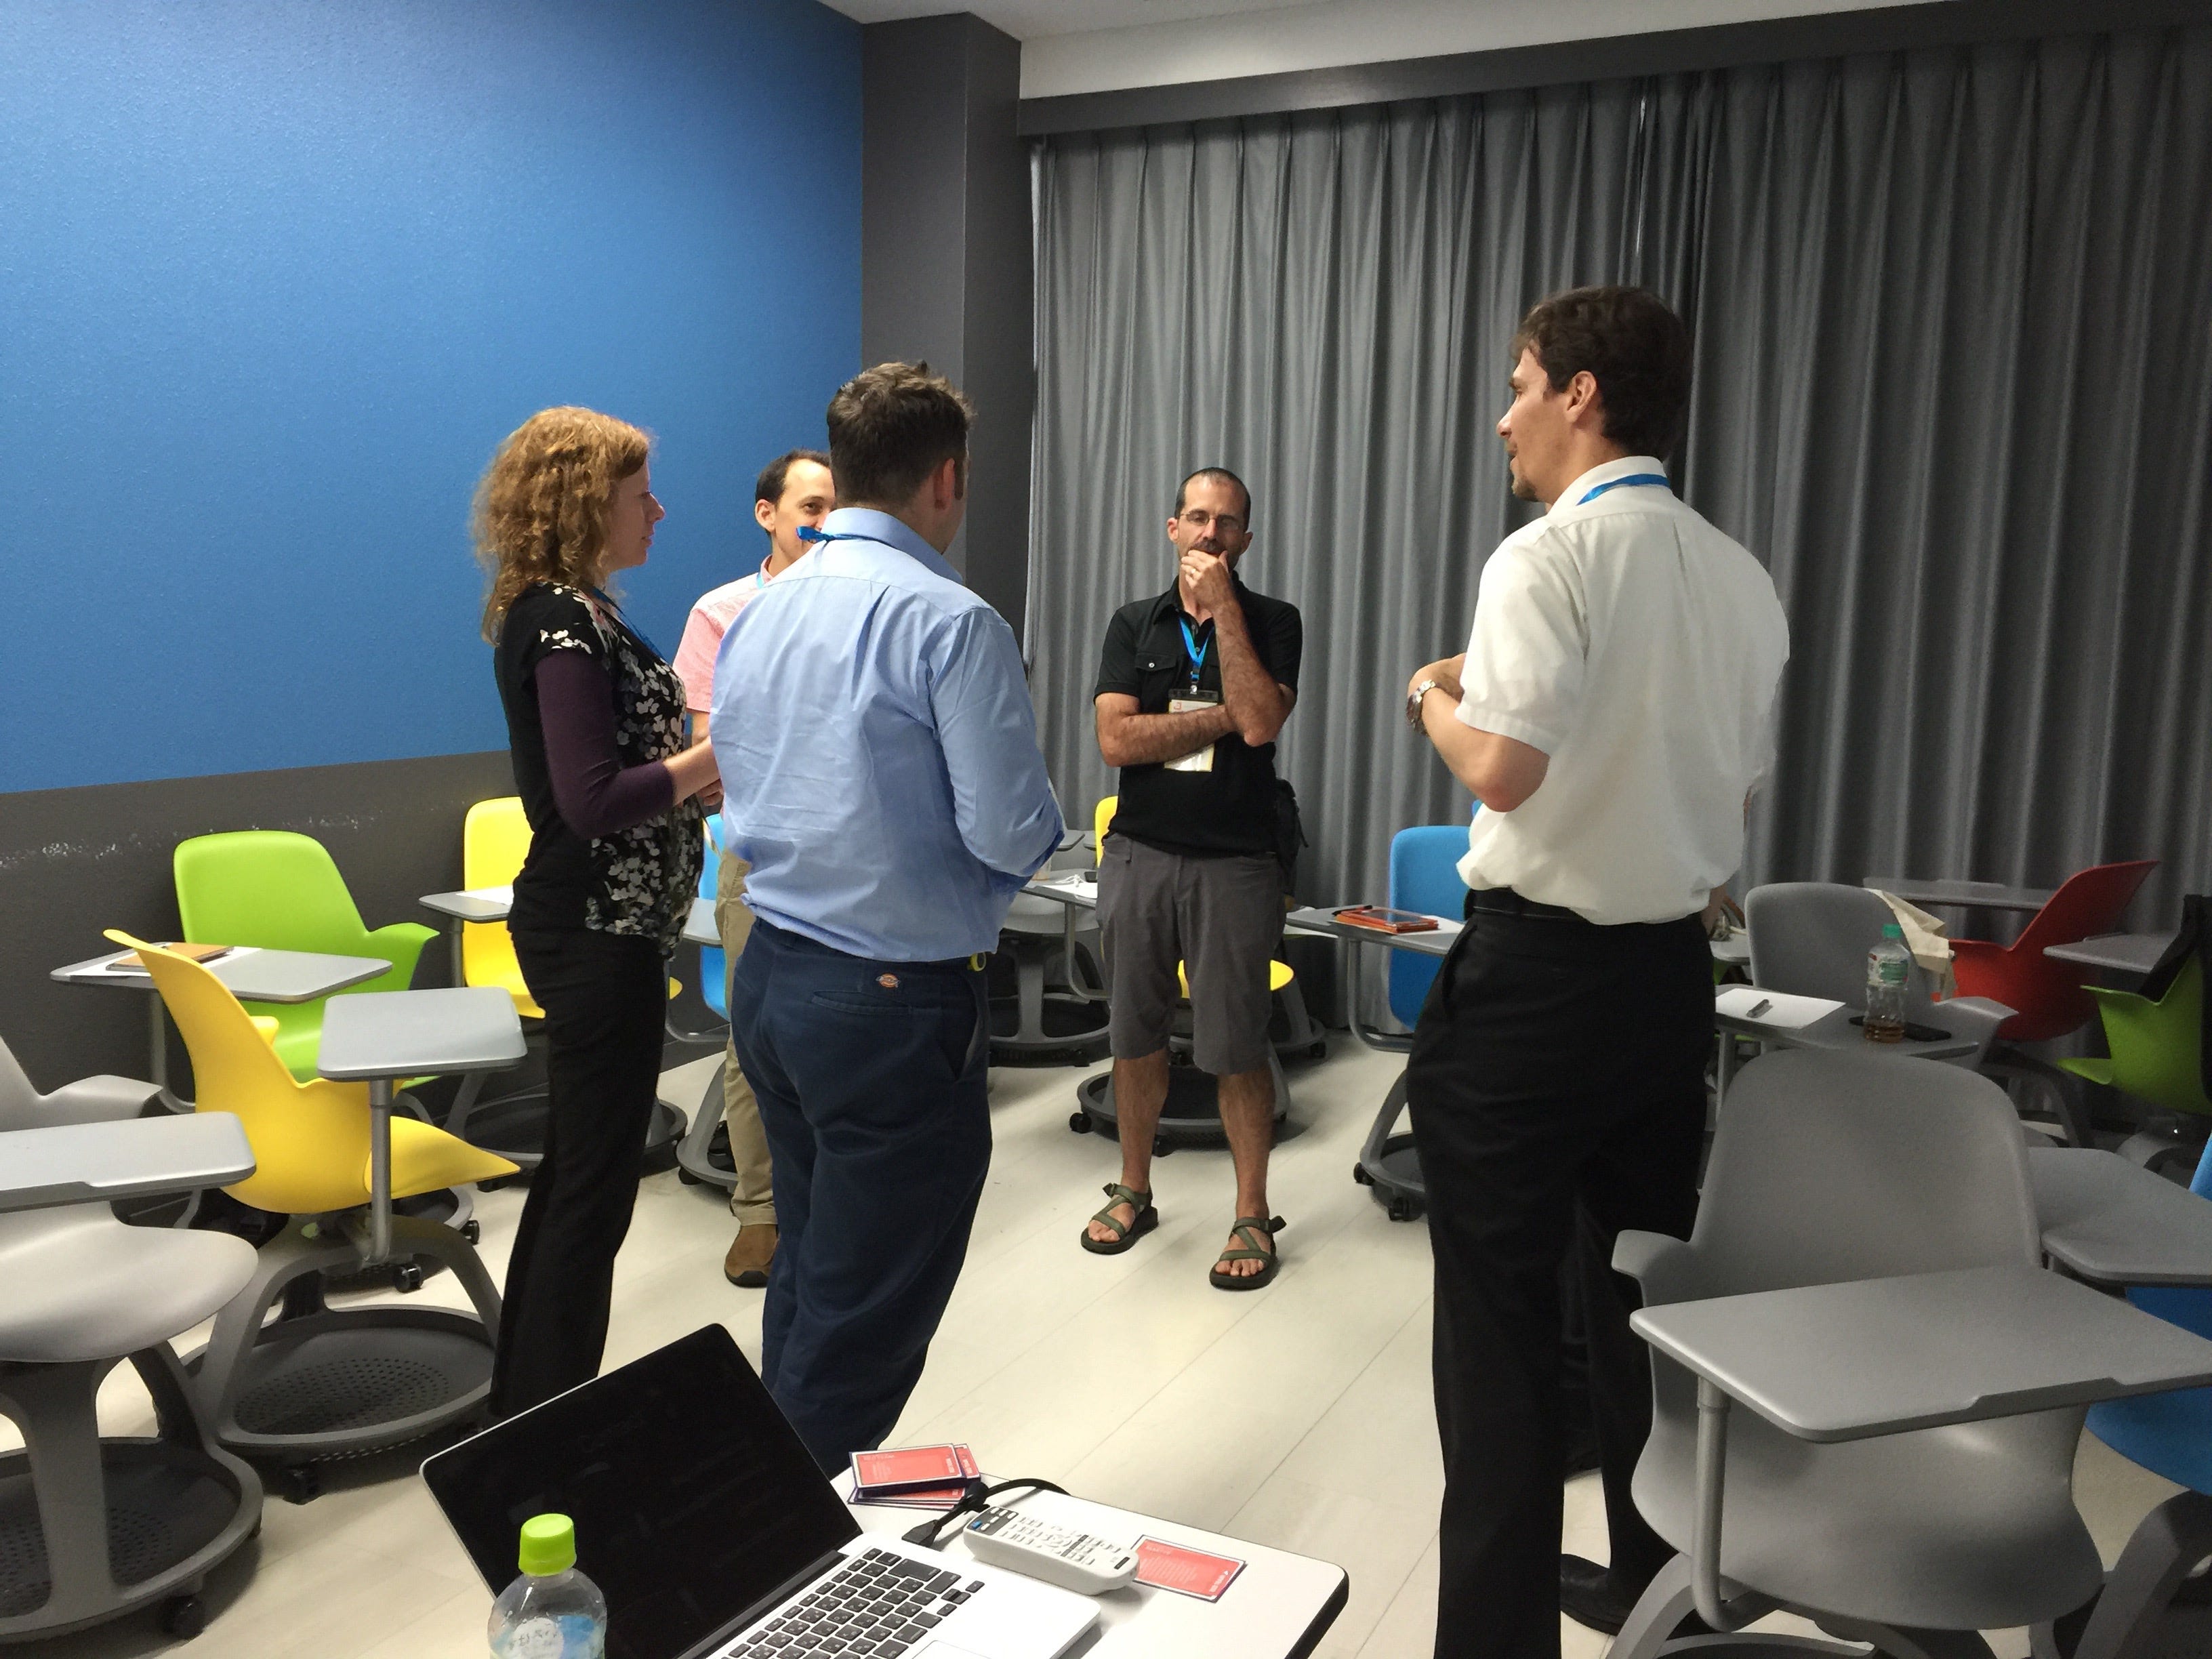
[709,508,1063,960]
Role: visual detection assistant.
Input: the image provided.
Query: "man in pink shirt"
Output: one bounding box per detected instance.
[674,449,834,1288]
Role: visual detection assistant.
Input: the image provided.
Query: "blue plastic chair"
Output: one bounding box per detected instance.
[2071,1138,2212,1656]
[1387,822,1474,1026]
[700,815,728,1021]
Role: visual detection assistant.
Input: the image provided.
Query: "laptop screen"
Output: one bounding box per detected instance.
[421,1326,861,1659]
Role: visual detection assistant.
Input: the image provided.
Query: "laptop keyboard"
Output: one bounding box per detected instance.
[722,1547,987,1657]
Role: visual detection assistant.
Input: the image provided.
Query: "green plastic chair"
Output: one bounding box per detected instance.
[173,831,434,1080]
[2058,957,2210,1122]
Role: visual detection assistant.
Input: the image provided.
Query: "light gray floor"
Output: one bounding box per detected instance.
[6,1044,2187,1656]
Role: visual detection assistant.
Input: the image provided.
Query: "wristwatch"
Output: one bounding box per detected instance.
[1406,679,1443,729]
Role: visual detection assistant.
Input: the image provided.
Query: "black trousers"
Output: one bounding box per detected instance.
[491,926,668,1418]
[1406,897,1711,1659]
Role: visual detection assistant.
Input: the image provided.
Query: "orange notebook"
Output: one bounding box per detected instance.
[112,942,234,968]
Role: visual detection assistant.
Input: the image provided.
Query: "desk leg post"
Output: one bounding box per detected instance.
[368,1079,394,1267]
[449,920,466,989]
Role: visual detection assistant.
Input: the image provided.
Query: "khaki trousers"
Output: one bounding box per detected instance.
[716,846,776,1226]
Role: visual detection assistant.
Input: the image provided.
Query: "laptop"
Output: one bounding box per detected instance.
[422,1326,1099,1659]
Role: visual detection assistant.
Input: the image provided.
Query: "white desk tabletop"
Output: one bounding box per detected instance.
[419,886,514,923]
[1713,1002,1979,1063]
[2031,1148,2212,1287]
[682,896,718,947]
[317,986,526,1081]
[0,1113,255,1212]
[1633,1263,2212,1442]
[842,1481,1347,1659]
[1862,876,2054,913]
[1283,905,1458,957]
[52,945,390,1003]
[2043,933,2174,977]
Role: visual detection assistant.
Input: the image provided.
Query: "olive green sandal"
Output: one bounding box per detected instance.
[1080,1183,1159,1256]
[1209,1214,1285,1290]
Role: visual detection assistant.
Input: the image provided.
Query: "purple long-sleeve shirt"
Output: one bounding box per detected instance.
[533,651,676,839]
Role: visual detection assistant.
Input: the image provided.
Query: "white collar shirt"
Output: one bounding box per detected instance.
[1454,455,1790,925]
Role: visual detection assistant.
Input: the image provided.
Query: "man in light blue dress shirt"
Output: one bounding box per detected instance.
[710,362,1063,1469]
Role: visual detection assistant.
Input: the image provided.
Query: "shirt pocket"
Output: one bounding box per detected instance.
[1134,651,1185,708]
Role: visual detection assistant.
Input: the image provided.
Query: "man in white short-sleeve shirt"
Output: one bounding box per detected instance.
[1403,285,1787,1658]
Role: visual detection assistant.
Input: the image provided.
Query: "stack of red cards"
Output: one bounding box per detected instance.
[848,1443,980,1509]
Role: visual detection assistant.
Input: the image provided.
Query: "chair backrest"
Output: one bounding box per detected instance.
[1681,1047,2040,1301]
[105,932,370,1215]
[1746,882,1936,1011]
[176,830,370,955]
[2010,859,2159,954]
[1387,824,1472,1027]
[2093,958,2211,1118]
[1093,794,1118,864]
[463,797,533,988]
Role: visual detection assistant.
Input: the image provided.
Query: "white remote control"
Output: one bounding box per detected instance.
[962,1504,1139,1594]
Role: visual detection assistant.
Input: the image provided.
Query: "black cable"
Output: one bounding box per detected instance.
[899,1477,1068,1550]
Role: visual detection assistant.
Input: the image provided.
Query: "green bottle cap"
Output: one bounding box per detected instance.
[1881,924,1904,939]
[518,1513,577,1576]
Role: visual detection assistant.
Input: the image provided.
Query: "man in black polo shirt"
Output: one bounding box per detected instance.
[1084,467,1302,1288]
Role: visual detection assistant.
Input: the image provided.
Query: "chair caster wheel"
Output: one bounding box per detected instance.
[1068,1112,1090,1134]
[1353,1164,1372,1185]
[161,1594,207,1638]
[678,1167,703,1185]
[460,1219,482,1244]
[392,1261,426,1293]
[1387,1198,1421,1222]
[278,1465,322,1504]
[1309,1042,1328,1059]
[1152,1136,1173,1158]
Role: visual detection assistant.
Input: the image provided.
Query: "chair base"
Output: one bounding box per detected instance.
[2068,1489,2212,1659]
[186,1214,501,1467]
[989,940,1110,1065]
[1614,1556,2000,1659]
[1354,1072,1425,1220]
[0,1347,260,1643]
[676,1057,739,1191]
[1069,1050,1290,1152]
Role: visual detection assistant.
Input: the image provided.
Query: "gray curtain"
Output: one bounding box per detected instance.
[1028,26,2211,925]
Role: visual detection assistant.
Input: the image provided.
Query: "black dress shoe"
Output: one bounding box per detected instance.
[1559,1555,1713,1638]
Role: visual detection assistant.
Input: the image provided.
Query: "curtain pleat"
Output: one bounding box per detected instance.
[1029,27,2211,920]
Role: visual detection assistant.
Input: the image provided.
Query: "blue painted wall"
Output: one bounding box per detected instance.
[1,0,861,792]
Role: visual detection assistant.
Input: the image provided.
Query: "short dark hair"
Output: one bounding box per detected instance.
[1510,285,1693,459]
[825,363,973,508]
[755,448,830,511]
[1173,466,1252,527]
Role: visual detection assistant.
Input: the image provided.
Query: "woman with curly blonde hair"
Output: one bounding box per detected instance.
[474,405,718,1416]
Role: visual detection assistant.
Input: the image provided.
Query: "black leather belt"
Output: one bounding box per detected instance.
[1463,888,1583,923]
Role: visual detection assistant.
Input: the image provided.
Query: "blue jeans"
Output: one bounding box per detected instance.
[727,919,991,1470]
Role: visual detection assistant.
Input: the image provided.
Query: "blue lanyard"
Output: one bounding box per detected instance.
[1177,616,1212,689]
[795,526,870,546]
[1577,472,1671,504]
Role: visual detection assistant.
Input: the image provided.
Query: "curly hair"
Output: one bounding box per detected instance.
[474,407,652,641]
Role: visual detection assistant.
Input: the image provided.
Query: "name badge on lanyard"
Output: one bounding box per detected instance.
[1166,616,1218,773]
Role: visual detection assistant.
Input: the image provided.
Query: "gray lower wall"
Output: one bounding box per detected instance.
[2,750,514,1090]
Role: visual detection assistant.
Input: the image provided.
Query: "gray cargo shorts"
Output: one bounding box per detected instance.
[1096,832,1280,1076]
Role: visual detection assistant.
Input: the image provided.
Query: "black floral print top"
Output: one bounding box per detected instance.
[494,583,703,951]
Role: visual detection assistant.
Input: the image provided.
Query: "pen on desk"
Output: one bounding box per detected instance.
[1746,998,1772,1018]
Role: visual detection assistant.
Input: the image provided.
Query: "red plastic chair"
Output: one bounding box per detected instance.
[1950,859,2159,1041]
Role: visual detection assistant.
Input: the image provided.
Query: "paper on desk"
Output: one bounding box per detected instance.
[102,944,260,975]
[1715,985,1842,1029]
[463,884,514,904]
[1036,872,1097,890]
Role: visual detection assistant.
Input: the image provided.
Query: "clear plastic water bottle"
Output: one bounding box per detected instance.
[489,1514,607,1659]
[1864,924,1910,1044]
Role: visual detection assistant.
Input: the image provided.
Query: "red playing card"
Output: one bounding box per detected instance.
[1132,1536,1246,1601]
[851,1443,970,1495]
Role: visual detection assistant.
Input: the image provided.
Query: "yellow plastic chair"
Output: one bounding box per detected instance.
[109,933,516,1473]
[464,797,545,1021]
[1093,796,1322,1059]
